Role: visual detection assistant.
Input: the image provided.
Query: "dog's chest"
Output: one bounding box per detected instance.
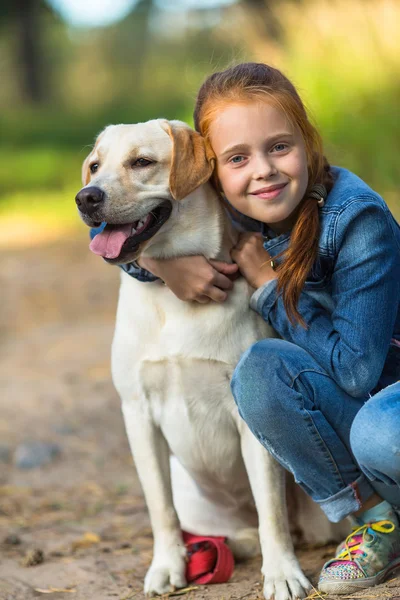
[142,355,245,483]
[113,273,272,366]
[112,273,272,484]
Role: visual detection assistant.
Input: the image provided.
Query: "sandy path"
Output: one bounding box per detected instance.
[1,234,399,600]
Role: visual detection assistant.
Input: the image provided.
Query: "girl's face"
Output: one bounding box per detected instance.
[209,101,309,233]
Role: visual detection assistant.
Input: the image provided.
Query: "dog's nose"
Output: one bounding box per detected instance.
[75,186,105,216]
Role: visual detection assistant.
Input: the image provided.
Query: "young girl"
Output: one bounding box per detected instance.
[94,63,400,594]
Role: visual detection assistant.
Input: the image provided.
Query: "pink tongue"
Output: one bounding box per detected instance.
[89,224,133,259]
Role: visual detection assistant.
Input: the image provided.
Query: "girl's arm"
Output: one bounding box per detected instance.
[252,202,400,397]
[138,255,238,303]
[90,224,238,296]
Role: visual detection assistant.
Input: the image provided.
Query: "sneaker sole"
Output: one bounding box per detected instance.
[318,557,400,595]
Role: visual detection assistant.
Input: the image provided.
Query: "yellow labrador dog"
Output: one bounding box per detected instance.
[76,120,346,600]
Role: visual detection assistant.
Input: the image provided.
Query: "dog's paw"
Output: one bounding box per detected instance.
[144,553,187,596]
[262,559,311,600]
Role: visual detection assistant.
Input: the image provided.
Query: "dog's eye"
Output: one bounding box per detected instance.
[90,163,99,174]
[132,158,153,168]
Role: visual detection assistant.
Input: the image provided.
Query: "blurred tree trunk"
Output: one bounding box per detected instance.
[15,0,44,103]
[0,0,49,104]
[115,0,155,96]
[132,0,153,92]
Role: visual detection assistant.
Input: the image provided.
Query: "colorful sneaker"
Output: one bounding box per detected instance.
[318,516,400,595]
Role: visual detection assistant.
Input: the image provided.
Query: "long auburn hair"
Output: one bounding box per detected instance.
[193,63,333,327]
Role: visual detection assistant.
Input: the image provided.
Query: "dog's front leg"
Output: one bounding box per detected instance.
[240,425,311,600]
[122,399,187,595]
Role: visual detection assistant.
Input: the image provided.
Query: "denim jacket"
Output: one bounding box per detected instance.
[96,167,400,398]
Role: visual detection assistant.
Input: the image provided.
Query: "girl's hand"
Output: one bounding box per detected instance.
[137,255,239,303]
[231,232,277,289]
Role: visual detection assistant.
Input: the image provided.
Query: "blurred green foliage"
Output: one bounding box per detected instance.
[277,0,400,217]
[0,0,398,240]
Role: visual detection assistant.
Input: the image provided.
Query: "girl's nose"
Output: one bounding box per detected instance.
[253,156,277,179]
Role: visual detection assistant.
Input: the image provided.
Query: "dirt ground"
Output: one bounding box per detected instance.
[1,233,400,600]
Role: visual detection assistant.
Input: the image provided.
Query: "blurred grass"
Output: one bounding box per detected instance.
[1,0,399,248]
[0,121,87,247]
[273,0,400,219]
[0,101,189,247]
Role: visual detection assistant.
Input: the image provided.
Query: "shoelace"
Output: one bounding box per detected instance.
[335,519,395,563]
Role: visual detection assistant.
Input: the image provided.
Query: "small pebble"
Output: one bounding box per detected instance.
[0,445,11,463]
[3,534,21,545]
[118,542,131,549]
[52,423,76,435]
[14,441,61,469]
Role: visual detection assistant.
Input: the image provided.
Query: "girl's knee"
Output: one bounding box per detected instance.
[233,338,283,382]
[231,339,304,429]
[350,390,400,475]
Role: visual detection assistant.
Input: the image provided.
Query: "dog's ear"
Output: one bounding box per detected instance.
[161,120,215,201]
[81,128,107,186]
[81,152,92,186]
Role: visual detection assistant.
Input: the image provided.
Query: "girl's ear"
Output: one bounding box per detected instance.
[161,120,215,200]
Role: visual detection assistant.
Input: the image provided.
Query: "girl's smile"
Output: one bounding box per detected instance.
[209,101,309,233]
[250,182,288,200]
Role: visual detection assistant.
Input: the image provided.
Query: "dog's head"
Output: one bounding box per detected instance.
[75,120,215,264]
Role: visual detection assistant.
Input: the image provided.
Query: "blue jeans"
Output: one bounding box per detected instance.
[231,339,400,523]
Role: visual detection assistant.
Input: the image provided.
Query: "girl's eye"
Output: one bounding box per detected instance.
[230,156,245,164]
[132,158,153,167]
[90,163,99,174]
[272,143,288,152]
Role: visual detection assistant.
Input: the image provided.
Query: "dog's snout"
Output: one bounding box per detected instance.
[75,186,105,216]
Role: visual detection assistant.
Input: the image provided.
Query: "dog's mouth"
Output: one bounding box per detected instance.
[89,201,172,262]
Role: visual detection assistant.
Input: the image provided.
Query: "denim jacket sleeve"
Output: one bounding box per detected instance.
[90,224,159,282]
[250,200,400,398]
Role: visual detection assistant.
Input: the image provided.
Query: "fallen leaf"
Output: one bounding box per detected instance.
[151,586,198,598]
[120,590,141,600]
[22,548,44,567]
[35,587,76,594]
[71,532,101,550]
